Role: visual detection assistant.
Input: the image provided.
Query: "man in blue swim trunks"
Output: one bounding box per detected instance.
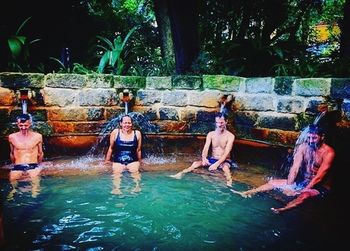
[170,112,236,187]
[231,124,335,214]
[8,114,44,198]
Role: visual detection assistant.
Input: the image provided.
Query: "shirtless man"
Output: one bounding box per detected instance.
[170,112,235,187]
[8,113,44,198]
[232,124,335,213]
[105,114,142,194]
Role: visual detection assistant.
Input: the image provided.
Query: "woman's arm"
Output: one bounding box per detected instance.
[136,130,142,161]
[105,129,117,162]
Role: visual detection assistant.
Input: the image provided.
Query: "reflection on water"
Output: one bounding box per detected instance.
[0,157,343,250]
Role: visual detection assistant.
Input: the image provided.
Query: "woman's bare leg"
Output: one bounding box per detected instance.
[111,163,125,194]
[127,162,141,193]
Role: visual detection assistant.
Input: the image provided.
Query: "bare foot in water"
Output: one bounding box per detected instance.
[7,189,16,201]
[230,189,251,198]
[271,207,282,214]
[226,180,233,187]
[169,173,183,179]
[111,189,122,195]
[132,185,141,193]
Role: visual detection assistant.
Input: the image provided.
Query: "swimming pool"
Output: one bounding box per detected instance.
[0,155,344,250]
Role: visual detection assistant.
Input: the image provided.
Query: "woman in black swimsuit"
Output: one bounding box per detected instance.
[105,115,142,194]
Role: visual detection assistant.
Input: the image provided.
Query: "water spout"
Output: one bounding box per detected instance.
[217,94,233,115]
[18,89,31,114]
[119,89,134,114]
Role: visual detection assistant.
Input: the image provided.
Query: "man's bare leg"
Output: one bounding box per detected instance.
[231,179,287,198]
[222,165,233,187]
[28,168,42,198]
[271,191,314,214]
[170,161,202,179]
[7,171,22,200]
[231,183,274,198]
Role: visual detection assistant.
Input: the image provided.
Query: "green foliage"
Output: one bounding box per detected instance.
[96,26,138,74]
[122,0,139,13]
[0,0,346,77]
[6,17,41,72]
[50,56,96,75]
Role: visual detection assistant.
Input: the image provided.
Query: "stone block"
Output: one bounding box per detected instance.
[330,78,350,99]
[113,76,146,89]
[46,73,86,89]
[172,75,202,89]
[146,76,172,89]
[274,76,297,95]
[202,75,244,91]
[293,78,331,96]
[245,77,274,93]
[0,72,45,89]
[85,74,114,88]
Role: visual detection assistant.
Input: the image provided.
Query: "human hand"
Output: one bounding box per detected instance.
[202,157,210,166]
[208,164,218,172]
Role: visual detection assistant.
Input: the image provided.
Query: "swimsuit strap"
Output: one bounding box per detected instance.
[133,130,137,141]
[115,129,120,141]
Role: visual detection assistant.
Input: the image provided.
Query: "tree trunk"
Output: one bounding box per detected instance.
[153,0,175,74]
[340,0,350,59]
[167,0,200,74]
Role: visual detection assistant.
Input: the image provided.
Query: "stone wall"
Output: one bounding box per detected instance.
[0,73,349,152]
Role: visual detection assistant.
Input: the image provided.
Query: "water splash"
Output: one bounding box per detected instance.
[87,112,159,156]
[279,110,327,177]
[219,103,225,114]
[312,110,326,126]
[294,110,327,151]
[125,102,129,114]
[21,100,28,114]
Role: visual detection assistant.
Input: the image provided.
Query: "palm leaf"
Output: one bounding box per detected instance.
[98,52,111,73]
[97,35,114,50]
[8,37,25,59]
[16,16,32,35]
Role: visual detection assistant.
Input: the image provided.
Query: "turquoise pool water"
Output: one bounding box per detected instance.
[0,157,344,250]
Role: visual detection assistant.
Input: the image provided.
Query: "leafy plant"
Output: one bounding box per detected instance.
[7,17,41,71]
[49,57,95,75]
[96,26,138,74]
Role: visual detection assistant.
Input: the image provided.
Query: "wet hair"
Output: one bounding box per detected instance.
[308,124,324,136]
[16,113,31,123]
[215,112,228,120]
[120,114,133,123]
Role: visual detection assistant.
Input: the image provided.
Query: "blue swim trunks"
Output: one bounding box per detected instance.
[207,157,233,169]
[12,163,39,171]
[294,181,330,198]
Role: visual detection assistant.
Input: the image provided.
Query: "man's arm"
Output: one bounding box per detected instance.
[37,134,44,163]
[305,148,335,189]
[8,135,15,163]
[201,132,212,165]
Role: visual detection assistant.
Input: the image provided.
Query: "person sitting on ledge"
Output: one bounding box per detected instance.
[231,124,335,214]
[8,113,44,199]
[170,112,236,187]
